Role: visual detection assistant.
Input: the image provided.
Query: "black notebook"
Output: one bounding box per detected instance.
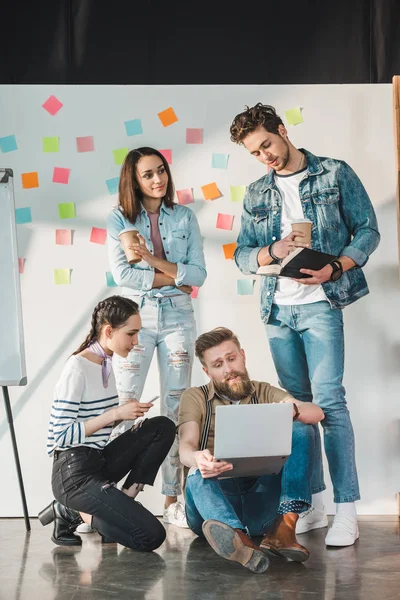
[256,247,337,279]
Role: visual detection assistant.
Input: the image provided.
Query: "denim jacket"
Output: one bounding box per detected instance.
[235,149,380,323]
[107,203,207,298]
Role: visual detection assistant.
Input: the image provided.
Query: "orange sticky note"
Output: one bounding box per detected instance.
[18,258,25,273]
[158,107,178,127]
[223,242,237,259]
[90,227,107,244]
[191,286,199,299]
[216,213,234,230]
[21,172,39,189]
[201,182,221,201]
[56,229,72,245]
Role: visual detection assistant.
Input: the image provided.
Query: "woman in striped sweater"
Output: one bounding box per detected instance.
[38,295,175,550]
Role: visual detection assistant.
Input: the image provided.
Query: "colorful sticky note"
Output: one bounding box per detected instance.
[0,135,18,153]
[58,202,76,219]
[223,242,237,260]
[15,207,32,224]
[18,258,25,274]
[186,128,203,144]
[201,182,221,201]
[106,271,118,287]
[42,95,63,116]
[90,227,107,244]
[113,148,129,165]
[285,107,304,126]
[176,188,194,206]
[158,107,178,127]
[237,279,255,295]
[125,119,143,136]
[43,137,59,152]
[212,153,229,169]
[56,229,72,245]
[106,177,120,195]
[216,213,234,230]
[54,269,71,285]
[21,172,39,189]
[160,149,172,164]
[53,167,70,184]
[190,286,199,299]
[230,185,246,202]
[76,136,94,153]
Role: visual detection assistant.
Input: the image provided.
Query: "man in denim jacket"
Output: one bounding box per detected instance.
[230,103,380,547]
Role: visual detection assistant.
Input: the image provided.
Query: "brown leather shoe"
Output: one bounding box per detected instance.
[202,520,269,573]
[260,513,310,562]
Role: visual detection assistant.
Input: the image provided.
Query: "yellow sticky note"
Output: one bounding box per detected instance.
[113,148,129,165]
[201,182,221,201]
[54,268,71,285]
[158,107,178,127]
[43,137,59,152]
[230,185,246,202]
[223,243,237,260]
[285,107,304,126]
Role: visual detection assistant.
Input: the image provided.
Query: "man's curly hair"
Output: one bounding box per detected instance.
[230,103,283,144]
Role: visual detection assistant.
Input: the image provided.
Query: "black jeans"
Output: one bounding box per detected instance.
[51,416,176,551]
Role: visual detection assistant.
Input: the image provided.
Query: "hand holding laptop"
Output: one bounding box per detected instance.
[195,449,233,479]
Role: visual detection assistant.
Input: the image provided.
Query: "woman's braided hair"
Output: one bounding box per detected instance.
[72,295,139,355]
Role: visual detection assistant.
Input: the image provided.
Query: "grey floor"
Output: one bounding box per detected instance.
[1,517,400,600]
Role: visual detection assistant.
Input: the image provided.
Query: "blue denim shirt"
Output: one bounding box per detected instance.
[235,149,380,322]
[107,203,207,298]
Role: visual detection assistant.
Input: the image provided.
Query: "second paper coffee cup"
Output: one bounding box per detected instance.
[119,229,141,264]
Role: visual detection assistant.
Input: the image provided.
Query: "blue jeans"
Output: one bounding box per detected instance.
[185,422,316,537]
[265,301,359,503]
[113,294,196,496]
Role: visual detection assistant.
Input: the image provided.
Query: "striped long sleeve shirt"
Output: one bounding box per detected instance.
[47,355,118,456]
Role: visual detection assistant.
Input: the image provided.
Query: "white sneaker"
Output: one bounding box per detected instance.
[296,506,328,534]
[325,515,359,546]
[163,501,189,528]
[76,522,96,534]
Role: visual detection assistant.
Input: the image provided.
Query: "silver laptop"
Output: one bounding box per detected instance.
[213,403,293,478]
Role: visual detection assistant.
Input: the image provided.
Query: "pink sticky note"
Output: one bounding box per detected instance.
[76,136,94,153]
[186,128,203,144]
[216,213,234,230]
[191,286,199,299]
[53,167,71,184]
[90,227,107,244]
[176,188,194,205]
[18,258,25,274]
[160,149,172,164]
[56,229,72,245]
[42,95,63,116]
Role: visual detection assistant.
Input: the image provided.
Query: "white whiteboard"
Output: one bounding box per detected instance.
[0,169,27,386]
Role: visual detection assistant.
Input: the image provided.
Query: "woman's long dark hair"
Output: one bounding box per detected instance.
[118,147,175,224]
[73,296,139,355]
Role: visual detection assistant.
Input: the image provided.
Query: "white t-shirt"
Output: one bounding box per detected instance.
[273,169,327,305]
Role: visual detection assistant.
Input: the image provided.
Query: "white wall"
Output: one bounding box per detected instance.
[0,84,398,517]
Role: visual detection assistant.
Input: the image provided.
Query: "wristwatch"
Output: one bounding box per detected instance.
[329,260,343,282]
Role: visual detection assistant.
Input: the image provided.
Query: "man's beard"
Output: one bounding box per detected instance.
[273,139,290,171]
[213,369,253,401]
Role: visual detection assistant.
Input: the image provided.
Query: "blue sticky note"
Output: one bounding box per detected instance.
[106,271,118,287]
[106,177,120,195]
[212,153,229,169]
[125,119,143,136]
[15,207,32,224]
[237,279,254,295]
[0,135,18,153]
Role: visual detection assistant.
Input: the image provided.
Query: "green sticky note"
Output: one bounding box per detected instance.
[113,147,129,165]
[106,272,118,287]
[230,185,246,202]
[54,268,70,285]
[58,202,76,219]
[43,137,59,152]
[237,279,255,295]
[285,108,304,126]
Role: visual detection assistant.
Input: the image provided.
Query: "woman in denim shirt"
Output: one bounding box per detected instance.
[107,147,206,527]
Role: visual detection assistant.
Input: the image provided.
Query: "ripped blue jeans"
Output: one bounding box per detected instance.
[113,294,196,496]
[185,422,316,537]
